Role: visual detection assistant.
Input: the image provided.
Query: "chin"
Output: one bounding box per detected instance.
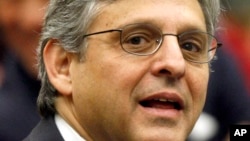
[137,135,185,141]
[129,129,187,141]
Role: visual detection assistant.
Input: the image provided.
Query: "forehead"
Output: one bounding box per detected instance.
[91,0,206,32]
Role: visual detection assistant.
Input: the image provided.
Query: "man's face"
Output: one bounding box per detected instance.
[70,0,209,140]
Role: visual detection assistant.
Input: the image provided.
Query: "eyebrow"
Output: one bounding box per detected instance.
[115,18,207,34]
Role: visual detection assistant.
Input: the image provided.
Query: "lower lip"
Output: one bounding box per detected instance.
[138,105,183,119]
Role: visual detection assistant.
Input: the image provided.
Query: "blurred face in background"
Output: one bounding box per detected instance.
[0,0,48,77]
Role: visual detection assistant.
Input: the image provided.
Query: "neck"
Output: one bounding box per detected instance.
[55,96,93,141]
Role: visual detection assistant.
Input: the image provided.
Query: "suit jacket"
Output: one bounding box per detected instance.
[23,116,64,141]
[0,52,40,141]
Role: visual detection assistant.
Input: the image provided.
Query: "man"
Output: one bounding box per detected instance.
[0,0,48,140]
[25,0,221,141]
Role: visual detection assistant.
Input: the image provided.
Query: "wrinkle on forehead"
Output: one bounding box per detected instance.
[90,0,206,34]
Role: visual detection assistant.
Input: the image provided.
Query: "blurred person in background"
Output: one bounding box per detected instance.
[189,50,250,141]
[189,0,250,140]
[220,0,250,93]
[0,0,48,140]
[0,32,5,86]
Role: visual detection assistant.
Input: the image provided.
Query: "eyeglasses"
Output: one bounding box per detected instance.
[83,23,222,63]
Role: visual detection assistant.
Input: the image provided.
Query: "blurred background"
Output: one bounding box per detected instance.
[219,0,250,93]
[0,0,249,141]
[189,0,250,141]
[0,0,48,140]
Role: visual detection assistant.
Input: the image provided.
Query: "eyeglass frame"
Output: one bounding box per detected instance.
[82,23,222,64]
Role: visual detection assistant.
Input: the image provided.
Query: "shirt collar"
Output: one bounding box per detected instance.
[55,114,86,141]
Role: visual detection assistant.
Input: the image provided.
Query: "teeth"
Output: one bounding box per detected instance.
[154,98,175,102]
[159,98,167,102]
[167,100,175,102]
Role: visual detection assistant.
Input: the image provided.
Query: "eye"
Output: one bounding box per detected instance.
[180,38,206,62]
[181,42,201,52]
[129,37,141,44]
[120,24,162,54]
[126,34,148,45]
[122,33,153,53]
[179,32,207,53]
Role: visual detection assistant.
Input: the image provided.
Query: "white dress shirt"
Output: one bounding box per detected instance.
[55,114,86,141]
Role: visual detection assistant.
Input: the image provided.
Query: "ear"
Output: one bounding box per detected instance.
[43,40,73,96]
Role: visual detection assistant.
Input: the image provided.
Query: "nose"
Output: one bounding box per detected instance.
[150,36,186,79]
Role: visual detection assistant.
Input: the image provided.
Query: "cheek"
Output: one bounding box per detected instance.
[187,64,209,111]
[70,58,146,139]
[71,57,144,110]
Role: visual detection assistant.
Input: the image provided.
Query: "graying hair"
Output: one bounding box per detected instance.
[37,0,221,118]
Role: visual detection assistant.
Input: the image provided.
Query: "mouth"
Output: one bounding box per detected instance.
[140,98,182,110]
[138,93,184,118]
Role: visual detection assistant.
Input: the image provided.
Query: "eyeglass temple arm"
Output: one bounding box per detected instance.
[83,29,122,38]
[208,42,222,51]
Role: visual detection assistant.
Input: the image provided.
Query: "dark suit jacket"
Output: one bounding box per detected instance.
[23,116,64,141]
[0,52,40,141]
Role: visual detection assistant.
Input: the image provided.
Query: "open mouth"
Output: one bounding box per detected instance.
[139,98,182,110]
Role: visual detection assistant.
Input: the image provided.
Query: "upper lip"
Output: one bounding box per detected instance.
[138,91,185,110]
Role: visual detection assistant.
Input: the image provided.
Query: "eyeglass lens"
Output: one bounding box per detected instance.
[120,23,218,63]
